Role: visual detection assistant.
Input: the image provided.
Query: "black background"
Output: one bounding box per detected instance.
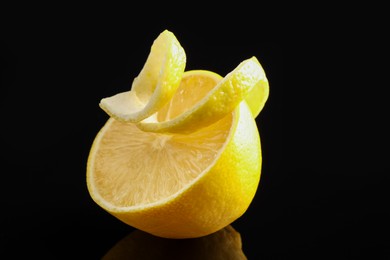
[1,6,388,259]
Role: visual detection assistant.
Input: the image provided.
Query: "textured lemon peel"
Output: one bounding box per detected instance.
[137,56,267,133]
[99,30,269,134]
[244,59,269,118]
[99,29,186,122]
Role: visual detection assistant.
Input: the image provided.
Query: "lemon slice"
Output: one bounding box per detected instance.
[137,56,268,133]
[99,29,186,122]
[87,102,261,238]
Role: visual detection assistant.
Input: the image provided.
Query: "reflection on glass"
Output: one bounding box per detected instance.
[102,225,247,259]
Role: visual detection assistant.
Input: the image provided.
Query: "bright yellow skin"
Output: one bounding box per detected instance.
[99,30,268,134]
[99,30,186,122]
[137,57,268,133]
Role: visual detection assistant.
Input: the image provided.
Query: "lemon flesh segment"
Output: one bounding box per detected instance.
[155,70,223,122]
[99,29,186,122]
[137,56,267,134]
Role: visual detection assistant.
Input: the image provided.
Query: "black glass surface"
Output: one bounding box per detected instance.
[1,11,388,259]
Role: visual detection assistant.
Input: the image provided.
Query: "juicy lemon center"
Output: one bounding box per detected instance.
[151,135,172,150]
[93,114,231,207]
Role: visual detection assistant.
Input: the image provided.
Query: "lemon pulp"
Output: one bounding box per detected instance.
[91,114,231,207]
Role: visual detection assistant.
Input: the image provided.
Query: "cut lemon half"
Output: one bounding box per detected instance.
[137,56,268,133]
[99,29,186,122]
[86,102,261,238]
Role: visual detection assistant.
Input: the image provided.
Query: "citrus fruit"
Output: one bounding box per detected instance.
[87,101,261,238]
[99,29,186,122]
[86,29,269,239]
[102,225,247,259]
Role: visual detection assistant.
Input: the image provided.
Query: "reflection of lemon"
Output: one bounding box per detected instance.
[86,30,269,239]
[102,225,247,260]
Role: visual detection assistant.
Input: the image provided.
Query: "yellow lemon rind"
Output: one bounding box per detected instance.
[137,56,266,134]
[99,29,186,122]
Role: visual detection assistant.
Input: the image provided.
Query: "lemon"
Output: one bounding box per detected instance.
[99,29,186,122]
[87,101,261,238]
[137,56,268,133]
[86,29,269,239]
[102,225,247,259]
